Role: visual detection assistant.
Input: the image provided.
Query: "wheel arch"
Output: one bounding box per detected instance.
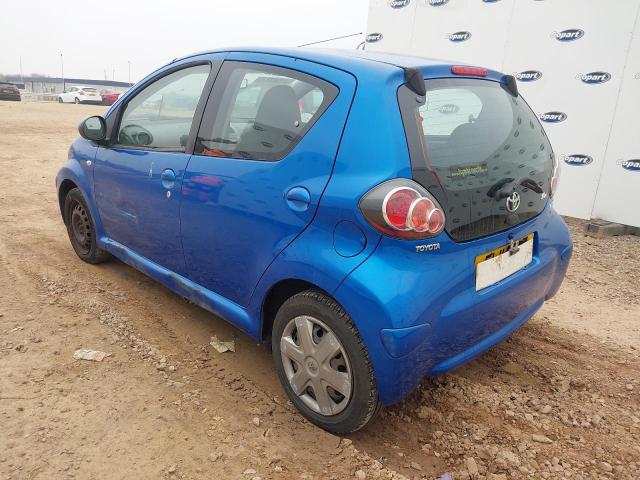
[260,279,334,343]
[56,157,104,241]
[58,179,78,223]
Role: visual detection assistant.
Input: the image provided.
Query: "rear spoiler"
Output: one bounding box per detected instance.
[501,75,518,97]
[404,68,426,96]
[403,67,519,97]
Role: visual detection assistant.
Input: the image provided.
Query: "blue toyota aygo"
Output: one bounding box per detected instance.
[57,48,572,433]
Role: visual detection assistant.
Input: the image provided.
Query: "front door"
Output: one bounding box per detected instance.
[180,54,356,307]
[93,61,214,274]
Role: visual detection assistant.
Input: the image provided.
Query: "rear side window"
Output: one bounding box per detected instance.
[196,62,337,161]
[399,78,554,241]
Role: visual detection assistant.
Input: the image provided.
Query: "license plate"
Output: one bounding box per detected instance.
[475,233,534,291]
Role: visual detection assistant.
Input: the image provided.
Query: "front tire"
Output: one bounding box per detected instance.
[58,97,63,103]
[272,290,381,433]
[63,188,110,264]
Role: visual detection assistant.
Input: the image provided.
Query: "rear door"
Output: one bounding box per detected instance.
[399,75,555,331]
[180,53,356,307]
[400,78,553,242]
[94,58,221,273]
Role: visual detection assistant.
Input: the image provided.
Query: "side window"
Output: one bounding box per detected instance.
[117,64,210,150]
[196,62,337,161]
[421,88,483,136]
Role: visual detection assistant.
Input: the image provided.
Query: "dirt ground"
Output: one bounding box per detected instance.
[0,102,638,480]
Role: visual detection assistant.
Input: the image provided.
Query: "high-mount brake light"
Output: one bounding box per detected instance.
[360,180,446,239]
[451,66,488,77]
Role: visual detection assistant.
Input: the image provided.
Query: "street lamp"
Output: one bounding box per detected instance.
[60,53,65,92]
[128,60,131,85]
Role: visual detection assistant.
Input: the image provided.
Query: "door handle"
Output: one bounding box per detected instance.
[285,186,311,212]
[161,168,177,189]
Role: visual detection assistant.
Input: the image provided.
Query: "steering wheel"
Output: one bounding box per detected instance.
[119,124,154,146]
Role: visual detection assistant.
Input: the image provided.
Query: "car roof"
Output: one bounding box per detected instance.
[175,47,458,77]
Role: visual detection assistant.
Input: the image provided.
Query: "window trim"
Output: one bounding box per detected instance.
[194,61,339,162]
[107,60,219,153]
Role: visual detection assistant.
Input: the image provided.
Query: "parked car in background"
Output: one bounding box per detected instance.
[0,82,21,101]
[58,86,102,104]
[56,48,572,433]
[99,89,120,106]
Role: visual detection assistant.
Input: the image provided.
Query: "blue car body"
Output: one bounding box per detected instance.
[57,48,572,406]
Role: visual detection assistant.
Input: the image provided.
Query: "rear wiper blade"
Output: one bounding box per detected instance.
[487,177,543,200]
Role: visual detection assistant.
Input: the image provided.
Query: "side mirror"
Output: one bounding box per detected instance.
[78,116,106,142]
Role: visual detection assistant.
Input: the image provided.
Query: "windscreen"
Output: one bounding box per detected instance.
[399,78,554,242]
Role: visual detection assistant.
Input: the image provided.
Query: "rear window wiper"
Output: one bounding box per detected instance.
[487,177,543,199]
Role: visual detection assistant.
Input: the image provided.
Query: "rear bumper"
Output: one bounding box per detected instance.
[80,99,102,104]
[334,205,572,404]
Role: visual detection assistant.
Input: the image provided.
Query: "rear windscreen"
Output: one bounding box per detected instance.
[399,78,554,242]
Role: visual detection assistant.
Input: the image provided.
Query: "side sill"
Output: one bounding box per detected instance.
[100,237,257,339]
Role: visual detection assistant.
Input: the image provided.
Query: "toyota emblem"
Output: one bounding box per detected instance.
[505,192,521,212]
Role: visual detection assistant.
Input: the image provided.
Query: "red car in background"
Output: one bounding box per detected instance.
[100,89,120,106]
[0,82,21,101]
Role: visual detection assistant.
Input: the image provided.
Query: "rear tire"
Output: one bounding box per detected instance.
[272,290,381,433]
[74,97,80,104]
[63,188,110,264]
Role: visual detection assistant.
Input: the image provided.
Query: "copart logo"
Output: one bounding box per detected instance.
[539,111,567,123]
[552,29,584,42]
[580,72,611,84]
[515,70,543,82]
[622,159,640,171]
[438,103,459,114]
[389,0,410,8]
[563,154,593,166]
[428,0,449,6]
[366,33,383,43]
[449,31,471,42]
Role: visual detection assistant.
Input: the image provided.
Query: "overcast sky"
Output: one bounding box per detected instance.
[0,0,369,82]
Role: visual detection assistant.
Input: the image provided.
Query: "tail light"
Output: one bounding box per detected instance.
[359,179,446,239]
[79,91,85,95]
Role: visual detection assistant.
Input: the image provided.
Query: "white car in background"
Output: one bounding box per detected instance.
[58,86,102,104]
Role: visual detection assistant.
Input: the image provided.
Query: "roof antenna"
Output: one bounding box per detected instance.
[404,67,426,97]
[297,32,363,48]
